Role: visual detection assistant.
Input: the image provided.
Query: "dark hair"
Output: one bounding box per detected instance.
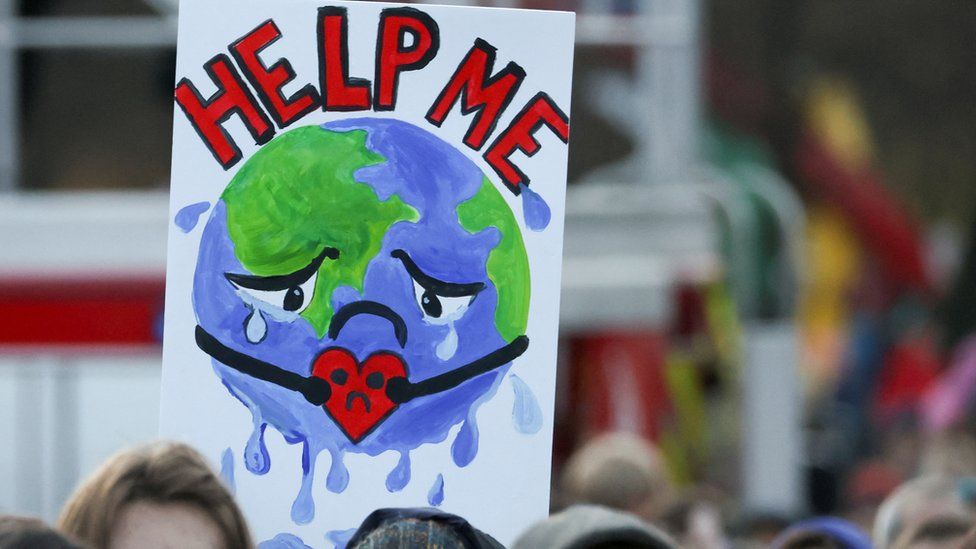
[905,516,972,545]
[348,508,503,549]
[778,531,842,549]
[56,441,252,549]
[0,515,83,549]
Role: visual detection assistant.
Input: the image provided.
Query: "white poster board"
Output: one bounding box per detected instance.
[160,1,574,546]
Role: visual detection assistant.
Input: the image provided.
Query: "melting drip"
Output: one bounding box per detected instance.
[326,448,349,493]
[385,451,411,493]
[325,528,357,549]
[436,322,458,361]
[245,310,267,344]
[219,447,236,493]
[174,201,211,233]
[427,474,445,506]
[258,533,312,549]
[510,374,543,434]
[451,418,479,467]
[518,183,551,231]
[291,442,316,525]
[245,421,270,475]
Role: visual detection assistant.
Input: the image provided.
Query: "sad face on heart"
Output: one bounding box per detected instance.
[313,348,406,442]
[191,119,532,485]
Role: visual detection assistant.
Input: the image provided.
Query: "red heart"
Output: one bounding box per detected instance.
[311,348,407,442]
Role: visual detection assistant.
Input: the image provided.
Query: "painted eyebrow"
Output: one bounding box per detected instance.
[391,249,485,297]
[225,247,339,291]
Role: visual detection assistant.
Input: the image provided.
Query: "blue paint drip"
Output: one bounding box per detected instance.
[219,447,236,493]
[385,451,411,492]
[451,419,479,467]
[174,201,211,233]
[258,533,313,549]
[245,422,270,474]
[326,528,357,549]
[518,183,551,231]
[326,449,349,493]
[290,442,315,524]
[427,474,445,506]
[510,374,543,434]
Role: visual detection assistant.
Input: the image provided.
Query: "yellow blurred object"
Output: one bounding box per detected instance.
[798,206,862,392]
[806,77,875,170]
[657,350,713,486]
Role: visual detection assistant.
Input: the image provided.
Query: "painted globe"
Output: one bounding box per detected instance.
[192,118,529,523]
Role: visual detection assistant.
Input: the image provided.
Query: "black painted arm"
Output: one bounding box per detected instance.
[195,325,331,405]
[386,335,529,404]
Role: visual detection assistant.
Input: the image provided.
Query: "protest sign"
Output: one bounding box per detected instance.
[161,1,574,544]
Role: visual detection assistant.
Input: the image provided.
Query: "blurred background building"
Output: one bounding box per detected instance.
[3,0,976,542]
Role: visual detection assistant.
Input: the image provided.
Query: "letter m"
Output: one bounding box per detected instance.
[426,38,525,151]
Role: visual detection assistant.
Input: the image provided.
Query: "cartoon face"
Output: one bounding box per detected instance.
[191,118,530,523]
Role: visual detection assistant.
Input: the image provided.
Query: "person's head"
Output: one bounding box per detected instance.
[560,432,672,521]
[346,508,503,549]
[771,517,872,549]
[57,441,252,549]
[842,460,903,532]
[0,516,82,549]
[512,504,677,549]
[919,429,976,478]
[873,476,976,549]
[776,531,841,549]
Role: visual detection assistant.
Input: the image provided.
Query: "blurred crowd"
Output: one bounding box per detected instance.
[4,1,976,549]
[3,432,975,548]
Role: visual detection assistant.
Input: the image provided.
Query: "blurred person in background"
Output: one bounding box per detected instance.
[873,475,976,549]
[345,508,503,549]
[770,517,872,549]
[56,441,253,549]
[731,512,792,548]
[559,431,728,546]
[918,427,976,479]
[512,504,676,549]
[0,516,82,549]
[840,459,903,532]
[560,432,675,524]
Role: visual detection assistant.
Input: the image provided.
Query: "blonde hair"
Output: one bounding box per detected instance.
[56,441,253,549]
[561,432,672,519]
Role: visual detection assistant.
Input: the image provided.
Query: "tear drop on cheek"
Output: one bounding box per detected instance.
[245,310,267,344]
[435,322,458,361]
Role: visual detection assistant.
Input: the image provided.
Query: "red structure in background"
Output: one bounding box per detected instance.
[0,277,165,345]
[562,330,671,449]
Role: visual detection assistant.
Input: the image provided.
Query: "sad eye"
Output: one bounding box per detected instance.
[391,249,485,324]
[224,247,339,315]
[411,280,474,321]
[233,274,318,313]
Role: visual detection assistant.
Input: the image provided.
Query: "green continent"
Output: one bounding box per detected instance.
[222,126,416,336]
[457,177,530,342]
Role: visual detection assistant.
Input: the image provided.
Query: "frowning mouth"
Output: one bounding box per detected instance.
[346,391,371,412]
